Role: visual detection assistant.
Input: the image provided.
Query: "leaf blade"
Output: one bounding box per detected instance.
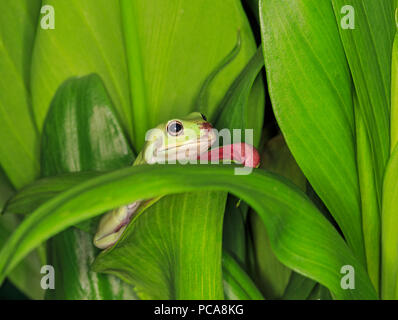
[40,74,134,177]
[381,146,398,299]
[0,165,376,299]
[0,0,41,188]
[331,0,395,210]
[31,0,133,140]
[260,0,365,263]
[222,250,264,300]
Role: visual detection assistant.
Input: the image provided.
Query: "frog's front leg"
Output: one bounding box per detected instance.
[93,201,141,249]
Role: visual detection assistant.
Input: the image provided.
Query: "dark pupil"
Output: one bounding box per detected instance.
[170,122,182,134]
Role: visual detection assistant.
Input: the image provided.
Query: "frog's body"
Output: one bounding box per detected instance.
[93,112,216,249]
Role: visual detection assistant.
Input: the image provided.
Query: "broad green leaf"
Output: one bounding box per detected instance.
[222,250,264,300]
[331,0,395,203]
[250,214,291,299]
[41,74,134,177]
[381,146,398,299]
[392,29,398,153]
[196,32,242,115]
[355,102,380,293]
[307,284,332,300]
[0,0,41,188]
[39,73,227,299]
[222,196,250,267]
[5,170,229,299]
[40,74,136,299]
[4,175,259,300]
[0,166,15,212]
[214,47,265,147]
[3,172,112,235]
[0,165,377,299]
[0,214,44,300]
[45,227,136,300]
[31,0,133,140]
[250,135,306,299]
[260,0,365,263]
[202,42,265,271]
[260,134,307,190]
[0,170,45,299]
[119,0,148,149]
[94,191,227,300]
[120,0,261,150]
[331,1,396,296]
[282,272,317,300]
[383,25,398,300]
[4,172,103,216]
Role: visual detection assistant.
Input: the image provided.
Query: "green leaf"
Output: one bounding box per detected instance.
[196,32,242,115]
[0,214,44,300]
[214,47,265,147]
[250,212,291,299]
[331,0,395,203]
[307,283,333,300]
[381,146,398,299]
[120,0,261,150]
[383,27,398,299]
[201,41,265,272]
[39,74,137,299]
[0,165,377,299]
[41,74,134,177]
[331,1,396,296]
[222,196,250,267]
[0,0,41,188]
[0,170,45,299]
[4,172,103,216]
[0,166,15,212]
[222,250,264,300]
[260,0,365,263]
[119,0,148,150]
[260,134,307,190]
[4,172,230,299]
[355,100,380,293]
[31,0,133,140]
[282,272,317,300]
[392,28,398,153]
[249,135,306,299]
[5,174,233,298]
[45,227,136,300]
[94,191,227,299]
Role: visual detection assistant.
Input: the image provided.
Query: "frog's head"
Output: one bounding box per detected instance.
[143,112,217,164]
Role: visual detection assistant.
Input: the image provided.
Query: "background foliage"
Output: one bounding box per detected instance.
[0,0,396,300]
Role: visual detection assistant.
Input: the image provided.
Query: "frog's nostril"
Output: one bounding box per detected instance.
[200,122,212,130]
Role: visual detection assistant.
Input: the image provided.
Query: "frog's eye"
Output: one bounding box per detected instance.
[167,120,184,136]
[200,113,207,121]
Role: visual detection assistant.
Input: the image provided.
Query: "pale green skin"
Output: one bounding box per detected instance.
[93,112,216,249]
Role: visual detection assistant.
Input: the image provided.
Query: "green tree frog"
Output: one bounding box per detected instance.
[93,112,217,249]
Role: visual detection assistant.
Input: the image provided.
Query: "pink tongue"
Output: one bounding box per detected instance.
[197,142,260,168]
